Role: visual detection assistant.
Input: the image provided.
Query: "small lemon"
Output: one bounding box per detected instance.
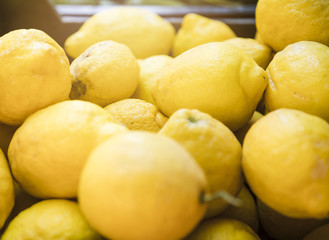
[185,218,261,240]
[8,100,127,199]
[220,186,259,233]
[223,37,272,69]
[69,40,139,107]
[264,41,329,122]
[78,131,207,240]
[303,223,329,240]
[65,7,175,59]
[256,0,329,52]
[104,98,167,132]
[172,13,236,57]
[257,198,329,240]
[153,42,268,131]
[0,149,14,229]
[1,199,102,240]
[132,55,173,106]
[234,111,263,145]
[159,109,243,218]
[243,108,329,219]
[0,29,72,125]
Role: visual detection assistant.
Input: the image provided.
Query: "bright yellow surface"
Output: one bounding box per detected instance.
[78,131,207,240]
[65,7,175,59]
[8,100,127,199]
[265,41,329,122]
[153,42,268,131]
[243,108,329,219]
[159,108,243,218]
[0,29,71,125]
[256,0,329,52]
[104,98,167,132]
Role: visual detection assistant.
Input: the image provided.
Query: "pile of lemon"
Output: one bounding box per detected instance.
[0,0,329,239]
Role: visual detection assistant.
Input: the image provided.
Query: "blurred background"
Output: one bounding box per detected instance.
[0,0,257,47]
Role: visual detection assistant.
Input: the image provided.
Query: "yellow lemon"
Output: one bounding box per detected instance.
[0,149,14,229]
[257,199,329,240]
[8,100,127,199]
[223,37,272,69]
[0,29,72,125]
[69,40,139,107]
[243,108,329,219]
[172,13,236,57]
[1,199,102,240]
[159,109,243,218]
[234,111,263,145]
[303,223,329,240]
[0,123,17,156]
[185,218,261,240]
[78,131,207,240]
[131,55,173,106]
[153,42,268,131]
[220,186,259,233]
[104,98,167,132]
[64,7,175,59]
[264,41,329,122]
[255,0,329,52]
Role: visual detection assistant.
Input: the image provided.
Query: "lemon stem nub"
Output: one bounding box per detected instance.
[201,190,243,207]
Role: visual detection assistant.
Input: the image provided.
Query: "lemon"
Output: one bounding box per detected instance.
[223,37,272,69]
[255,0,329,52]
[8,100,127,199]
[159,108,243,218]
[243,108,329,219]
[172,13,236,57]
[131,55,173,106]
[78,131,207,240]
[0,149,14,229]
[264,41,329,122]
[0,29,72,125]
[257,199,329,240]
[234,111,263,145]
[69,40,139,107]
[220,186,259,233]
[64,7,175,59]
[185,218,261,240]
[0,123,17,156]
[1,199,102,240]
[153,42,268,131]
[104,98,167,132]
[303,223,329,240]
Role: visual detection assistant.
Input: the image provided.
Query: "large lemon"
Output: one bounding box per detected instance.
[264,41,329,122]
[65,7,175,59]
[8,100,127,199]
[1,199,102,240]
[243,108,329,219]
[0,29,72,125]
[78,131,207,240]
[153,42,268,131]
[256,0,329,52]
[159,108,243,218]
